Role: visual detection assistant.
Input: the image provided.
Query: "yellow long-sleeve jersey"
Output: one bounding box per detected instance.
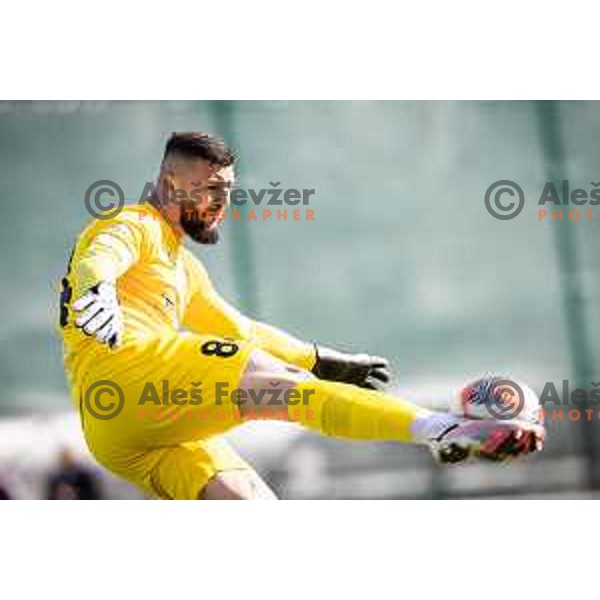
[58,204,426,500]
[59,204,316,384]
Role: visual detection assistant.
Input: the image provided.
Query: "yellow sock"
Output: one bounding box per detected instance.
[288,379,427,443]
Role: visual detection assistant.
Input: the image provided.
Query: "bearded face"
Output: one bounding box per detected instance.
[179,198,221,245]
[169,163,233,245]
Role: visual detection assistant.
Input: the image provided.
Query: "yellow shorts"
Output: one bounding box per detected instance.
[71,332,257,499]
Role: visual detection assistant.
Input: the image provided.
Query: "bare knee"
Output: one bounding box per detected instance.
[199,470,278,500]
[237,349,315,422]
[241,349,314,388]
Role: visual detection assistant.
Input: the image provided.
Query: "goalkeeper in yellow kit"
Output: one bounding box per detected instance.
[59,132,544,499]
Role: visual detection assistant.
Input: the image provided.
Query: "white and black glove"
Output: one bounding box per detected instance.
[311,345,391,390]
[72,282,124,348]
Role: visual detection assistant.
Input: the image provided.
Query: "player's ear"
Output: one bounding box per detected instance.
[159,165,177,202]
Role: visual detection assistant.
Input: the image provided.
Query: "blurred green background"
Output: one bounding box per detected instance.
[1,100,599,498]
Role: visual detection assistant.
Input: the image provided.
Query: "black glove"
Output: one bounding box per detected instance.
[311,344,392,390]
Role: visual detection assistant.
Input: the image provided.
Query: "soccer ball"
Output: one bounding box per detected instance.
[449,375,544,426]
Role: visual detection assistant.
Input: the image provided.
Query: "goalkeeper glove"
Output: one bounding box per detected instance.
[311,345,391,390]
[72,281,123,348]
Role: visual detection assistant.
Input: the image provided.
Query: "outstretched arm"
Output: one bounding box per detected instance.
[182,250,391,388]
[250,320,317,371]
[72,220,144,293]
[181,255,316,370]
[66,218,145,347]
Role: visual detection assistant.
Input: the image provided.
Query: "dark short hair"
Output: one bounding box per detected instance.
[163,132,236,167]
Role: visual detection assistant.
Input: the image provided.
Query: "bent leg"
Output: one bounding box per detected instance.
[200,470,277,500]
[238,349,426,442]
[237,350,543,462]
[91,435,273,500]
